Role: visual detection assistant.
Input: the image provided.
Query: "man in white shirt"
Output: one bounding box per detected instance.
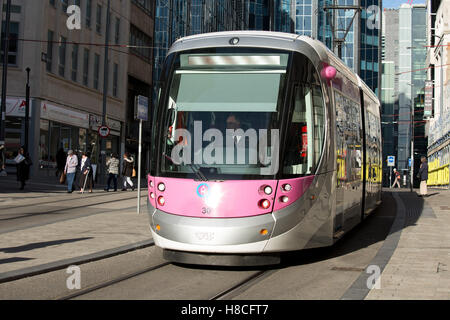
[64,150,78,193]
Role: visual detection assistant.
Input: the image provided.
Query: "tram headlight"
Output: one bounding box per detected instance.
[158,196,165,206]
[150,192,155,199]
[280,196,289,203]
[158,183,166,192]
[283,184,292,192]
[263,186,273,195]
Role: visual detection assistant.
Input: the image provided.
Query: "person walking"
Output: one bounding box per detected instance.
[121,152,135,191]
[105,153,120,192]
[418,156,429,197]
[391,168,401,188]
[0,144,5,175]
[16,147,32,190]
[79,152,93,193]
[64,150,78,193]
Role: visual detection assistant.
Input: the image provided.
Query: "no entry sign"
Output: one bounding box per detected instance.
[98,125,110,138]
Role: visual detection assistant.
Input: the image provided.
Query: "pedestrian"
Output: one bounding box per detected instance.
[418,156,428,197]
[56,147,66,177]
[391,168,401,188]
[0,144,5,175]
[15,147,32,190]
[121,152,135,191]
[64,150,78,193]
[105,153,120,192]
[79,152,93,193]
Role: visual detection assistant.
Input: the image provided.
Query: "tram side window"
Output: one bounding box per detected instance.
[312,85,325,165]
[283,85,314,176]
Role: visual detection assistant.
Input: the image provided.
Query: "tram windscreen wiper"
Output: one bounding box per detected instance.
[163,153,208,181]
[188,164,208,182]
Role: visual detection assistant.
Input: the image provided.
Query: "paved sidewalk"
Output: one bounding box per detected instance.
[0,179,152,282]
[366,188,450,299]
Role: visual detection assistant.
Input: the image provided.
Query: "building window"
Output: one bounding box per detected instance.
[59,36,67,77]
[86,0,92,27]
[115,17,120,44]
[113,63,118,97]
[2,4,21,13]
[0,21,19,66]
[94,53,100,89]
[61,0,68,12]
[83,48,89,86]
[46,30,54,72]
[132,0,153,16]
[71,44,78,82]
[96,4,102,34]
[129,24,152,62]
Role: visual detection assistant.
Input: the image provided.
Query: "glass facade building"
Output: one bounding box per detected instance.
[397,4,427,181]
[270,0,381,94]
[360,0,381,96]
[153,1,381,105]
[152,0,249,106]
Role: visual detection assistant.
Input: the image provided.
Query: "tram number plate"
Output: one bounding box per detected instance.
[202,207,212,215]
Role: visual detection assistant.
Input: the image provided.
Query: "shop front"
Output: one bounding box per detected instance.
[3,97,33,173]
[39,101,89,176]
[38,101,123,179]
[88,114,122,173]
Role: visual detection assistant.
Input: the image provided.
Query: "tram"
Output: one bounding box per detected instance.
[146,31,382,266]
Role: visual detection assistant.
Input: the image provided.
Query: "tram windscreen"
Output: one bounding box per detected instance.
[160,51,290,180]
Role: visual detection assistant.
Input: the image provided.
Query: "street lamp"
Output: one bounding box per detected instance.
[410,100,414,192]
[25,68,30,153]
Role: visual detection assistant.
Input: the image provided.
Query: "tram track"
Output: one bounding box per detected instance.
[58,261,171,300]
[209,269,279,300]
[59,261,278,301]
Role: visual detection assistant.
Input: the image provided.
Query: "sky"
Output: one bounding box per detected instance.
[383,0,426,9]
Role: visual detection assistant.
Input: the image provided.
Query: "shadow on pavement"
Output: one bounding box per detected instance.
[0,238,94,253]
[0,257,35,265]
[281,190,427,267]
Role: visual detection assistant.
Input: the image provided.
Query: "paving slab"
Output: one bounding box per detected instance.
[365,188,450,300]
[0,179,153,284]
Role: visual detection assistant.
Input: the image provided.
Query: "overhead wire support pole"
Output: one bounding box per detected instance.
[0,0,12,158]
[100,0,111,184]
[323,4,362,59]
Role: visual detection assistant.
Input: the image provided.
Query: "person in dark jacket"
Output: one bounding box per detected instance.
[121,152,135,191]
[418,156,428,197]
[79,152,93,193]
[16,147,32,190]
[56,147,66,177]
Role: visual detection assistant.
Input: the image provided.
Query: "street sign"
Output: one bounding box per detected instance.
[387,156,395,167]
[135,95,149,121]
[134,95,149,214]
[98,125,110,138]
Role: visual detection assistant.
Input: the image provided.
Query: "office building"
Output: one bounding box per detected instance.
[0,0,154,179]
[397,3,427,184]
[426,0,449,188]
